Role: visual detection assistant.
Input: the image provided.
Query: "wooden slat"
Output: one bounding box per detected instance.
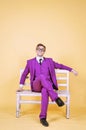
[57,77,67,80]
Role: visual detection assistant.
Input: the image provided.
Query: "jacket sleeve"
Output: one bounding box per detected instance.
[20,60,30,85]
[52,59,72,71]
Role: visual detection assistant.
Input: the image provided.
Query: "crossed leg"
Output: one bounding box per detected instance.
[32,75,58,119]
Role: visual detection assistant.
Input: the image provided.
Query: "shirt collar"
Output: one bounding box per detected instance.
[36,56,44,63]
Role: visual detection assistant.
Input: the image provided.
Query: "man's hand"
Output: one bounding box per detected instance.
[17,88,24,92]
[71,69,78,76]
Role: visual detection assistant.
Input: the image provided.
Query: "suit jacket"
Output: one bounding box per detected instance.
[20,57,72,90]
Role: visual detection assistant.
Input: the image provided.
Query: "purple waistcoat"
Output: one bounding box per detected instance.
[34,59,51,80]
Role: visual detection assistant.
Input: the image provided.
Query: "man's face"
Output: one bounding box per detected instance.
[36,46,45,57]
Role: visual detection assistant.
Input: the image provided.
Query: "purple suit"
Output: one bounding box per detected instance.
[20,57,72,119]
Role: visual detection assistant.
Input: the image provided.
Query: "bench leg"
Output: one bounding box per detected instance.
[66,96,70,119]
[16,94,21,118]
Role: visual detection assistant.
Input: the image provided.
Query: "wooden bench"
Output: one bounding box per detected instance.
[16,69,70,119]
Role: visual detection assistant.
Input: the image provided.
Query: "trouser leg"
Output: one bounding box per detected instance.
[33,75,58,101]
[39,88,49,119]
[32,75,58,119]
[39,75,58,101]
[33,79,49,119]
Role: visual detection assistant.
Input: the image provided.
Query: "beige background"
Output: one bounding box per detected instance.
[0,0,86,130]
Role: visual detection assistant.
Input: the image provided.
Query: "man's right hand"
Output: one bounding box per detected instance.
[17,88,24,92]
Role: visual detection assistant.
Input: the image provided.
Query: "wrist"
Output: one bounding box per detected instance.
[20,84,24,88]
[71,69,74,72]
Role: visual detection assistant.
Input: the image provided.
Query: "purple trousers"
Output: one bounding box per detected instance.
[32,74,58,119]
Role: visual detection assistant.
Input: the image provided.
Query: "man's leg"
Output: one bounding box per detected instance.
[39,75,58,101]
[33,74,64,107]
[33,78,49,127]
[36,75,64,107]
[32,77,42,92]
[32,75,64,127]
[33,78,49,119]
[33,75,59,101]
[39,88,49,119]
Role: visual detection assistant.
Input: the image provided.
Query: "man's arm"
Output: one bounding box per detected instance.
[53,60,78,76]
[18,61,30,91]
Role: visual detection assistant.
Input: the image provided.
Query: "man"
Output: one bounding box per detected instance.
[19,43,78,127]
